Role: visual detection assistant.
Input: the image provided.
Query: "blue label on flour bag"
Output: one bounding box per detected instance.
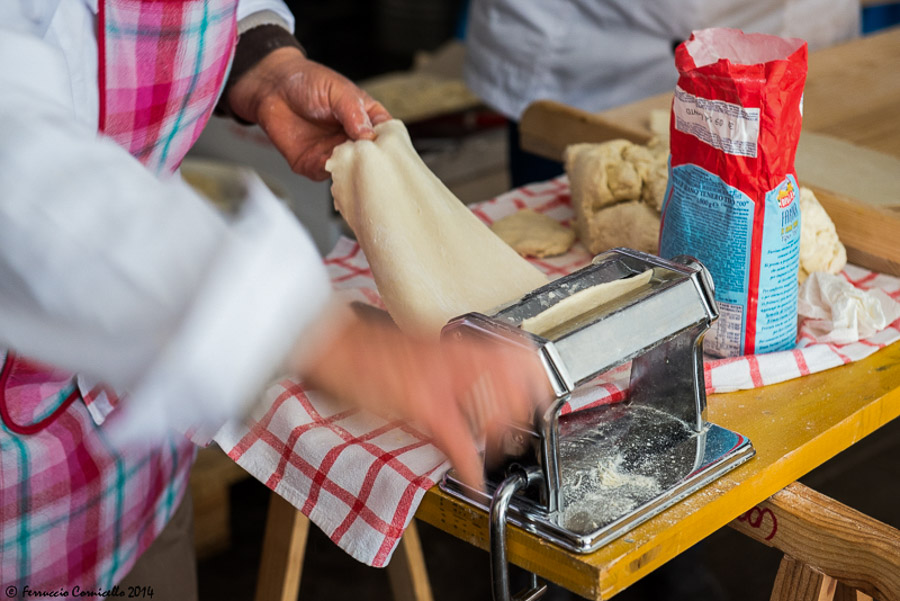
[660,165,801,357]
[755,176,801,353]
[660,164,753,356]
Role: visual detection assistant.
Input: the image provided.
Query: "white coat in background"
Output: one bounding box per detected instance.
[464,0,860,120]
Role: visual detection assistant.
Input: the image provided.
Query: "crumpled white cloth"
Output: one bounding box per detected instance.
[798,271,900,343]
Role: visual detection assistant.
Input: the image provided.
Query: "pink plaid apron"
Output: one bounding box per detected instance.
[98,0,239,175]
[2,0,238,591]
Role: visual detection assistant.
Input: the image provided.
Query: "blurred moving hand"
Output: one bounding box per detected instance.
[226,45,549,490]
[298,312,551,490]
[227,47,391,180]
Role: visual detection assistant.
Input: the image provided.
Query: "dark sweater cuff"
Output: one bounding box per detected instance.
[215,24,305,123]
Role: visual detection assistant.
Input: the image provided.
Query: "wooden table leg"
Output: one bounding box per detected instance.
[386,520,435,601]
[770,556,836,601]
[728,482,900,601]
[254,492,310,601]
[254,491,434,601]
[833,582,874,601]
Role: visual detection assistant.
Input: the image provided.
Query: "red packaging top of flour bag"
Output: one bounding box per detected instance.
[659,28,808,357]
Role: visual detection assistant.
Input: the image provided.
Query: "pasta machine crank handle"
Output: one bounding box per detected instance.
[490,466,549,601]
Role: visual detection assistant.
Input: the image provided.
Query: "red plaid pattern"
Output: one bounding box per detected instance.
[1,351,196,592]
[214,176,900,567]
[98,0,238,175]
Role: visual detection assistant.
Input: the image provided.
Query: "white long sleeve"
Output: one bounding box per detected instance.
[0,1,331,440]
[464,0,859,120]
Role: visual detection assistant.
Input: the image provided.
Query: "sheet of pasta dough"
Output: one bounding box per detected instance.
[326,120,549,337]
[521,269,653,337]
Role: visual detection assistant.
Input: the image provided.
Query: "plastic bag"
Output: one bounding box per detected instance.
[659,28,808,357]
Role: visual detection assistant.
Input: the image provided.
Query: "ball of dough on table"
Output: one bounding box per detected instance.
[490,209,576,258]
[565,139,667,255]
[642,163,669,212]
[606,159,643,201]
[619,142,669,211]
[564,140,633,210]
[579,200,660,255]
[798,187,847,282]
[621,144,655,179]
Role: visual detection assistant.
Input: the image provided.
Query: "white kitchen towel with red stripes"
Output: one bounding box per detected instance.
[213,175,900,567]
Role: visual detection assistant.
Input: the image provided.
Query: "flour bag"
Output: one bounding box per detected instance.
[659,28,808,357]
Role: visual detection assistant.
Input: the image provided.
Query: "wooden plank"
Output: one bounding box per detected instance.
[795,132,900,212]
[803,27,900,158]
[832,582,861,601]
[591,94,668,139]
[518,99,651,163]
[254,493,310,601]
[252,496,435,601]
[520,31,900,213]
[417,339,900,600]
[769,556,835,601]
[588,29,900,160]
[386,521,436,601]
[729,482,900,601]
[805,184,900,277]
[522,102,900,215]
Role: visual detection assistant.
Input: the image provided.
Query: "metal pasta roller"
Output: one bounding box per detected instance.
[439,248,755,601]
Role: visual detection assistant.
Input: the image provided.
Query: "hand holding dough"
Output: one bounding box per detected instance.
[326,120,549,338]
[323,121,552,486]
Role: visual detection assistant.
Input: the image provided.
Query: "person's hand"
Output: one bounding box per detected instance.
[226,47,391,180]
[297,312,551,490]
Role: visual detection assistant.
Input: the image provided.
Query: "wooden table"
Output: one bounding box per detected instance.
[415,27,900,601]
[252,29,900,601]
[417,341,900,600]
[599,26,900,159]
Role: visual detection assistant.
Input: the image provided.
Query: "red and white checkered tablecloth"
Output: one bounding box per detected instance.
[213,176,900,568]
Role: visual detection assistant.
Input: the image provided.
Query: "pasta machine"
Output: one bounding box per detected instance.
[440,248,755,601]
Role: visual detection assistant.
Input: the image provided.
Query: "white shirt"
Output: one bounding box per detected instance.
[464,0,860,120]
[0,0,332,442]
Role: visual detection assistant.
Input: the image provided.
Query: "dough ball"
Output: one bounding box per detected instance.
[646,136,669,158]
[606,159,642,201]
[580,200,660,255]
[642,162,669,212]
[798,187,847,282]
[565,138,668,254]
[490,209,576,258]
[622,144,656,180]
[565,143,616,210]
